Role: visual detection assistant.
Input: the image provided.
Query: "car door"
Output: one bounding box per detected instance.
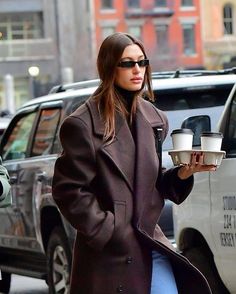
[0,101,63,252]
[0,105,38,249]
[210,92,236,292]
[28,101,63,251]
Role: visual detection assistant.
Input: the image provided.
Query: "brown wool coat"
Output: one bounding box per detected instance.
[52,97,212,294]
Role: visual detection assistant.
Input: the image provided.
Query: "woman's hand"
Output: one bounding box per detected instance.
[177,152,217,180]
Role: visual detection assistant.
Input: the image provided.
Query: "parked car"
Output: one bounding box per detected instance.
[173,82,236,294]
[0,69,236,293]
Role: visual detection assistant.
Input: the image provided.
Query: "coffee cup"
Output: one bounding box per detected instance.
[200,132,223,151]
[170,128,193,150]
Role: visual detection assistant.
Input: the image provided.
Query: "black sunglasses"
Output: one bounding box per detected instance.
[117,59,149,68]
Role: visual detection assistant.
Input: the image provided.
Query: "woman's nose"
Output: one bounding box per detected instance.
[133,63,141,72]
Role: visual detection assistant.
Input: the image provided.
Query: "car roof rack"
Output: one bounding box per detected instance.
[152,67,236,79]
[49,67,236,94]
[49,79,100,94]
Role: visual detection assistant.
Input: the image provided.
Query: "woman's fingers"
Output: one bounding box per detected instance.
[189,152,216,172]
[178,152,217,179]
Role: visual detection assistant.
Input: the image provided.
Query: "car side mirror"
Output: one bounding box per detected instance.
[181,115,211,146]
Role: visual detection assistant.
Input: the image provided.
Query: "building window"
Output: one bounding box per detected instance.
[181,0,193,6]
[223,4,234,35]
[156,25,169,55]
[127,0,140,8]
[0,12,43,41]
[155,0,167,7]
[101,27,115,40]
[101,0,113,9]
[182,23,195,55]
[128,26,141,39]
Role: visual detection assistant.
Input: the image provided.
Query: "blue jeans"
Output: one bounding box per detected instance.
[150,251,178,294]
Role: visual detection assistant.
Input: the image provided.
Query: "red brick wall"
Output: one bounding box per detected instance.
[94,0,203,70]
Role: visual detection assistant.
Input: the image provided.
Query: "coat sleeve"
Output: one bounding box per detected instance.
[52,116,114,251]
[159,167,194,204]
[0,157,11,201]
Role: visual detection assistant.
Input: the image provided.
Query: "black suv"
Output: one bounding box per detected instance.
[0,69,236,293]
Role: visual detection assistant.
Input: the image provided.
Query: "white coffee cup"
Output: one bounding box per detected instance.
[200,132,223,151]
[170,128,193,150]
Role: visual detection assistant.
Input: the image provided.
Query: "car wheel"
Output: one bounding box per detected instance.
[0,272,11,293]
[184,247,229,294]
[47,227,72,294]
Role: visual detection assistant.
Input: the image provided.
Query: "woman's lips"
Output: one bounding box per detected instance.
[131,77,143,84]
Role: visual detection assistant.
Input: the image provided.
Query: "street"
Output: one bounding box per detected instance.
[9,275,48,294]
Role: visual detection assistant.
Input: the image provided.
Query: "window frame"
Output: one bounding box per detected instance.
[127,0,140,9]
[223,4,234,35]
[182,23,196,56]
[31,106,62,157]
[155,0,167,7]
[0,106,38,161]
[181,0,193,7]
[0,12,44,41]
[101,0,114,10]
[156,24,169,55]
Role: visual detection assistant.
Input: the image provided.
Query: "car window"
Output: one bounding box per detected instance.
[2,112,37,160]
[31,108,61,156]
[153,87,231,150]
[153,87,229,111]
[227,94,236,156]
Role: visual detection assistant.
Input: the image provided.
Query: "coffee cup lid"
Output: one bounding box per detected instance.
[201,132,223,138]
[171,128,193,136]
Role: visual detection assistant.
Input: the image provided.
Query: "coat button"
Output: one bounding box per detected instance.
[117,285,123,292]
[126,256,132,264]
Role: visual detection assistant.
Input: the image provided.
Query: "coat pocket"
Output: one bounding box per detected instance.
[108,200,127,253]
[114,200,126,233]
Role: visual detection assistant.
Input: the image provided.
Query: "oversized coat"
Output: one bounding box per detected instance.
[52,97,212,294]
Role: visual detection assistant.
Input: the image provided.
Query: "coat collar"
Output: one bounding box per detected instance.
[86,97,165,136]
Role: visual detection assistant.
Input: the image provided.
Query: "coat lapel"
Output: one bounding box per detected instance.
[86,98,166,202]
[86,98,135,192]
[102,121,135,192]
[133,100,165,223]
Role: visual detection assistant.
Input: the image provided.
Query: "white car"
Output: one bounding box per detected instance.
[173,83,236,294]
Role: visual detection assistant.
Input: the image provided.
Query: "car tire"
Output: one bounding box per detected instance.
[47,227,72,294]
[0,272,11,293]
[184,247,229,294]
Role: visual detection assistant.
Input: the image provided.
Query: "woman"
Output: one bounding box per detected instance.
[52,32,215,294]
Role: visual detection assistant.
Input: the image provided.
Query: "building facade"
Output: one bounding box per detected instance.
[0,0,93,111]
[200,0,236,69]
[0,0,205,112]
[93,0,203,71]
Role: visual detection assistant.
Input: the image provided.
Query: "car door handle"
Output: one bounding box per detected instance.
[10,175,17,184]
[37,172,46,181]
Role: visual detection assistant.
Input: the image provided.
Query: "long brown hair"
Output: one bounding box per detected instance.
[93,32,154,141]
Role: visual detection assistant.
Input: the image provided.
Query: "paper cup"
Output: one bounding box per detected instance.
[200,132,223,151]
[170,128,193,150]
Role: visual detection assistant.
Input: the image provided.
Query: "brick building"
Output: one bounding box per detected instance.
[0,0,204,111]
[93,0,203,71]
